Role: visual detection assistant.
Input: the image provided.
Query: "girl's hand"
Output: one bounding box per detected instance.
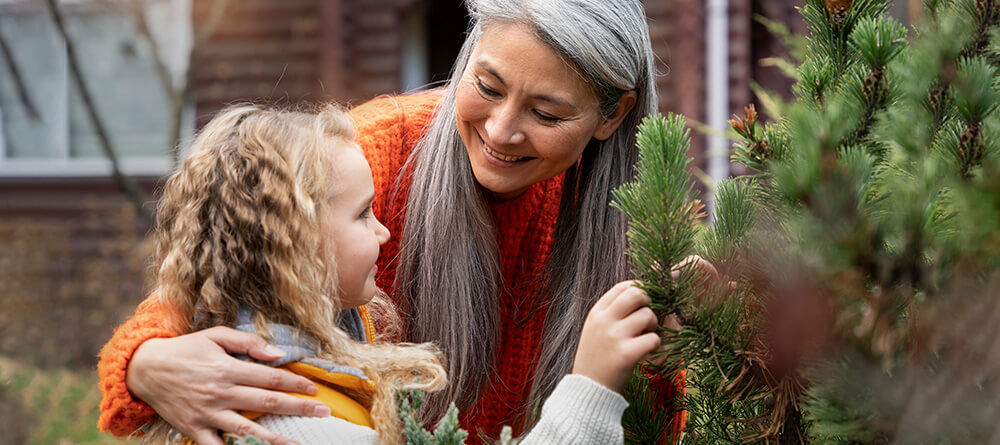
[572,281,660,393]
[126,327,330,445]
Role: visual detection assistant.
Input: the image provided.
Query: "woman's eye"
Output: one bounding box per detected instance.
[533,110,562,123]
[475,78,501,97]
[360,206,372,219]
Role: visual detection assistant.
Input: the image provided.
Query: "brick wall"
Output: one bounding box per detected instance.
[0,1,813,368]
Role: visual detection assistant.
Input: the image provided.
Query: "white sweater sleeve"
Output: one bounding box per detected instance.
[256,413,378,444]
[254,374,626,445]
[517,374,629,445]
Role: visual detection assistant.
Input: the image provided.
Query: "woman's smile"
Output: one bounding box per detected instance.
[454,23,610,199]
[477,130,535,166]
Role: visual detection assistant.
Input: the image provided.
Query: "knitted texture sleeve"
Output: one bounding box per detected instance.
[518,374,630,445]
[252,374,628,445]
[256,414,379,443]
[96,295,178,436]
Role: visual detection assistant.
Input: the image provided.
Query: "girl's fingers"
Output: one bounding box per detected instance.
[229,359,318,395]
[213,411,300,445]
[594,280,637,311]
[625,332,662,361]
[608,285,652,318]
[224,385,331,418]
[620,306,659,337]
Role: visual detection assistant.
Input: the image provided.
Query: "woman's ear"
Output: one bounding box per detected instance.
[592,90,638,141]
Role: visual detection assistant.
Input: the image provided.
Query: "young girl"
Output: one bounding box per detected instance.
[139,104,662,444]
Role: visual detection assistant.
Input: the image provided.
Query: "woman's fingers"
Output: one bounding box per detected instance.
[189,428,225,445]
[660,313,682,331]
[229,359,318,396]
[670,255,720,281]
[225,385,331,418]
[202,326,286,361]
[213,411,301,445]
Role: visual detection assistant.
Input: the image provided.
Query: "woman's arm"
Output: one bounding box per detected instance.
[97,295,179,434]
[97,296,328,445]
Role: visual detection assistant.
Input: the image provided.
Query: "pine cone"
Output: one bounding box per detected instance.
[824,0,853,14]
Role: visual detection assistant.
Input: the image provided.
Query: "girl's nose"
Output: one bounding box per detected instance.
[374,217,390,244]
[484,104,526,146]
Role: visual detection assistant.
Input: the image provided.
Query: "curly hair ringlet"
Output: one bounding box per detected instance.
[142,103,446,444]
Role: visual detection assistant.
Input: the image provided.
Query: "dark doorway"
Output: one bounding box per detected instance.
[426,0,469,85]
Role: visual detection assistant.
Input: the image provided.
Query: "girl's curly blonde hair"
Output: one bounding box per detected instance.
[144,104,445,444]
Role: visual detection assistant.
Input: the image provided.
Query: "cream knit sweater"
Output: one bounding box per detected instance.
[257,374,628,444]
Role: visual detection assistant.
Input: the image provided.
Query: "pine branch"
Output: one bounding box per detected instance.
[612,114,700,316]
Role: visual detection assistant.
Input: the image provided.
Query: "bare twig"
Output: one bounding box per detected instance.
[45,0,153,224]
[0,21,41,121]
[127,0,173,100]
[129,0,233,167]
[170,0,233,167]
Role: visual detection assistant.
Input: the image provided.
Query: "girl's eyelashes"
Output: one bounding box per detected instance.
[359,205,372,219]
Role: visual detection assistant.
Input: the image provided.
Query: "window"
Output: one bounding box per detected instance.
[0,0,192,177]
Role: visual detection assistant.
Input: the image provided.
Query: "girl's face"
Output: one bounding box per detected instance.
[319,144,390,308]
[455,22,635,199]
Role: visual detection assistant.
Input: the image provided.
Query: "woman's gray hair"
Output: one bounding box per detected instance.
[394,0,657,425]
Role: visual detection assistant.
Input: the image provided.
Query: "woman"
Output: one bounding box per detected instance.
[98,0,692,443]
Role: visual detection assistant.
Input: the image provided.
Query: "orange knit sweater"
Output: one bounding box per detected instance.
[97,91,684,442]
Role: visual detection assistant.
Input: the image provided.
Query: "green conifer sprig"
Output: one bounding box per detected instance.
[800,0,889,83]
[619,0,1000,442]
[612,114,700,316]
[850,16,907,69]
[397,389,469,445]
[621,369,682,444]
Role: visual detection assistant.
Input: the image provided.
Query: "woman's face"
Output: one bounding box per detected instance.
[455,22,635,199]
[319,143,391,308]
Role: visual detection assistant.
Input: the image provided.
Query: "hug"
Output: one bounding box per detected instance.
[97,0,705,443]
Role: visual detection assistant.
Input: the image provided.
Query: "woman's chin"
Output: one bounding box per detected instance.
[471,170,529,200]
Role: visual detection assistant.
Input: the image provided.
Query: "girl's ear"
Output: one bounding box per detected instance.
[592,91,638,141]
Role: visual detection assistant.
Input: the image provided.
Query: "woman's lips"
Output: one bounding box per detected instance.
[478,133,533,167]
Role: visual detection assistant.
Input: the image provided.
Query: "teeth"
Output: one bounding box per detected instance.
[484,144,527,162]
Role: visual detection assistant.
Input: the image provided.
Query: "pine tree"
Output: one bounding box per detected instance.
[617,0,1000,443]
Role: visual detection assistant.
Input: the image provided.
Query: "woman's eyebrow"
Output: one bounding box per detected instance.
[531,93,578,111]
[476,61,506,85]
[476,61,578,111]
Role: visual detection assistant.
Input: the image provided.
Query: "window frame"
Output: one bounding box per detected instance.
[0,0,193,178]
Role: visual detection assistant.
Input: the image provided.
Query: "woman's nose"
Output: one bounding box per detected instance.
[484,104,526,146]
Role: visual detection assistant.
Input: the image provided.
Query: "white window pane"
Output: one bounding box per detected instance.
[0,11,68,159]
[66,3,176,158]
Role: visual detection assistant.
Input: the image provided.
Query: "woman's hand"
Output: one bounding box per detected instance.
[572,281,660,393]
[671,254,734,306]
[126,327,330,445]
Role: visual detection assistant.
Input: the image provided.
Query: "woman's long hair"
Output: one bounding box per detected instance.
[394,0,658,422]
[144,104,445,444]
